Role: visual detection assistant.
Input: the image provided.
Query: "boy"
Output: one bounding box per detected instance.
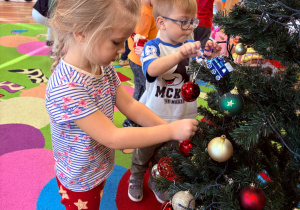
[128,0,221,203]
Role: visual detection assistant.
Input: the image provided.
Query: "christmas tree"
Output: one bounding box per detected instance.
[152,0,300,209]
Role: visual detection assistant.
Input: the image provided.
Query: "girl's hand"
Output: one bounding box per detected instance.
[169,119,199,141]
[178,41,202,60]
[202,40,222,59]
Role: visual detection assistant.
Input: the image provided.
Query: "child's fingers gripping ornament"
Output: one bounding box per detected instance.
[195,49,234,81]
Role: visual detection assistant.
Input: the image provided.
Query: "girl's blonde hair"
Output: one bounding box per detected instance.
[153,0,197,19]
[49,0,141,72]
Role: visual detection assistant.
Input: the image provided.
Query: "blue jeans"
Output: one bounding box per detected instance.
[129,60,146,101]
[123,60,146,125]
[120,40,130,61]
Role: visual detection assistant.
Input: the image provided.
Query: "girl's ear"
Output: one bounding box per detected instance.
[73,32,86,42]
[156,16,166,30]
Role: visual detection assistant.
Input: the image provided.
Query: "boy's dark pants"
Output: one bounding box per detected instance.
[194,26,211,48]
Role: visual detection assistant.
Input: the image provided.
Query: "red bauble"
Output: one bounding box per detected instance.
[181,81,200,102]
[239,185,266,210]
[179,139,194,157]
[161,201,173,210]
[157,157,175,181]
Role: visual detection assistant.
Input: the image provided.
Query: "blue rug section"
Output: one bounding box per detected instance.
[36,165,127,210]
[100,165,127,210]
[113,65,122,68]
[36,178,64,210]
[196,79,215,89]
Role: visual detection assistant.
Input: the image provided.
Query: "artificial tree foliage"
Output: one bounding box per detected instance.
[152,0,300,209]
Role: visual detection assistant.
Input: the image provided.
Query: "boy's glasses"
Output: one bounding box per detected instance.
[162,16,199,30]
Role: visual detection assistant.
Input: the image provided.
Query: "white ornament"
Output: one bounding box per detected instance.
[172,191,195,210]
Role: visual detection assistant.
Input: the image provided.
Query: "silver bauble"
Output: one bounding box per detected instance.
[151,164,160,178]
[235,43,247,55]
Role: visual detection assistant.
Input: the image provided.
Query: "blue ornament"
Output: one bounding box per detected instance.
[206,57,234,80]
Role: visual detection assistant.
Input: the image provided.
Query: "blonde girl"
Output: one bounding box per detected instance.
[45,0,199,208]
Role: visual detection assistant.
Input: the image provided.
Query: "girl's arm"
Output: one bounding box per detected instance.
[74,85,199,149]
[116,84,167,127]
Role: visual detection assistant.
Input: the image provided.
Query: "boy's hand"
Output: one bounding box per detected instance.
[169,119,199,141]
[178,41,202,60]
[203,40,222,59]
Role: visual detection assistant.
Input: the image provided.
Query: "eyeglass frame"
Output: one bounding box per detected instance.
[162,16,200,30]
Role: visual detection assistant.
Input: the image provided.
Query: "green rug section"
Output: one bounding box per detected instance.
[0,24,52,99]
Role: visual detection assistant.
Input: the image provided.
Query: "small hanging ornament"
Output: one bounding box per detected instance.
[161,201,173,210]
[157,157,175,180]
[239,184,266,210]
[206,56,234,80]
[181,61,202,102]
[171,191,195,210]
[191,154,197,166]
[181,79,200,102]
[219,86,244,116]
[179,139,194,157]
[200,118,213,126]
[207,135,233,162]
[235,43,247,55]
[224,175,234,185]
[258,170,274,183]
[151,164,161,178]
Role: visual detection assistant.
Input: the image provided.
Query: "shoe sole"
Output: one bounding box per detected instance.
[128,190,143,202]
[147,180,165,204]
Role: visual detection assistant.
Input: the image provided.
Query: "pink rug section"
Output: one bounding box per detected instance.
[17,41,52,56]
[114,85,134,111]
[0,148,55,209]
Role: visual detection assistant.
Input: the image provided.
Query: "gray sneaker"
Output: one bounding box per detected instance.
[148,178,169,204]
[128,175,143,202]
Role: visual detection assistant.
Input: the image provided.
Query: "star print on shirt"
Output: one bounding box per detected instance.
[58,186,69,199]
[74,199,88,210]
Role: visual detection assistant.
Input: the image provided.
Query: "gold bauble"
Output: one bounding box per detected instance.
[207,135,233,162]
[172,191,195,210]
[235,43,247,55]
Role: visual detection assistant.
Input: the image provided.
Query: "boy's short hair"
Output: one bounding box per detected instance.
[152,0,197,19]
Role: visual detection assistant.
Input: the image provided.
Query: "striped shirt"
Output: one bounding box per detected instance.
[45,59,120,192]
